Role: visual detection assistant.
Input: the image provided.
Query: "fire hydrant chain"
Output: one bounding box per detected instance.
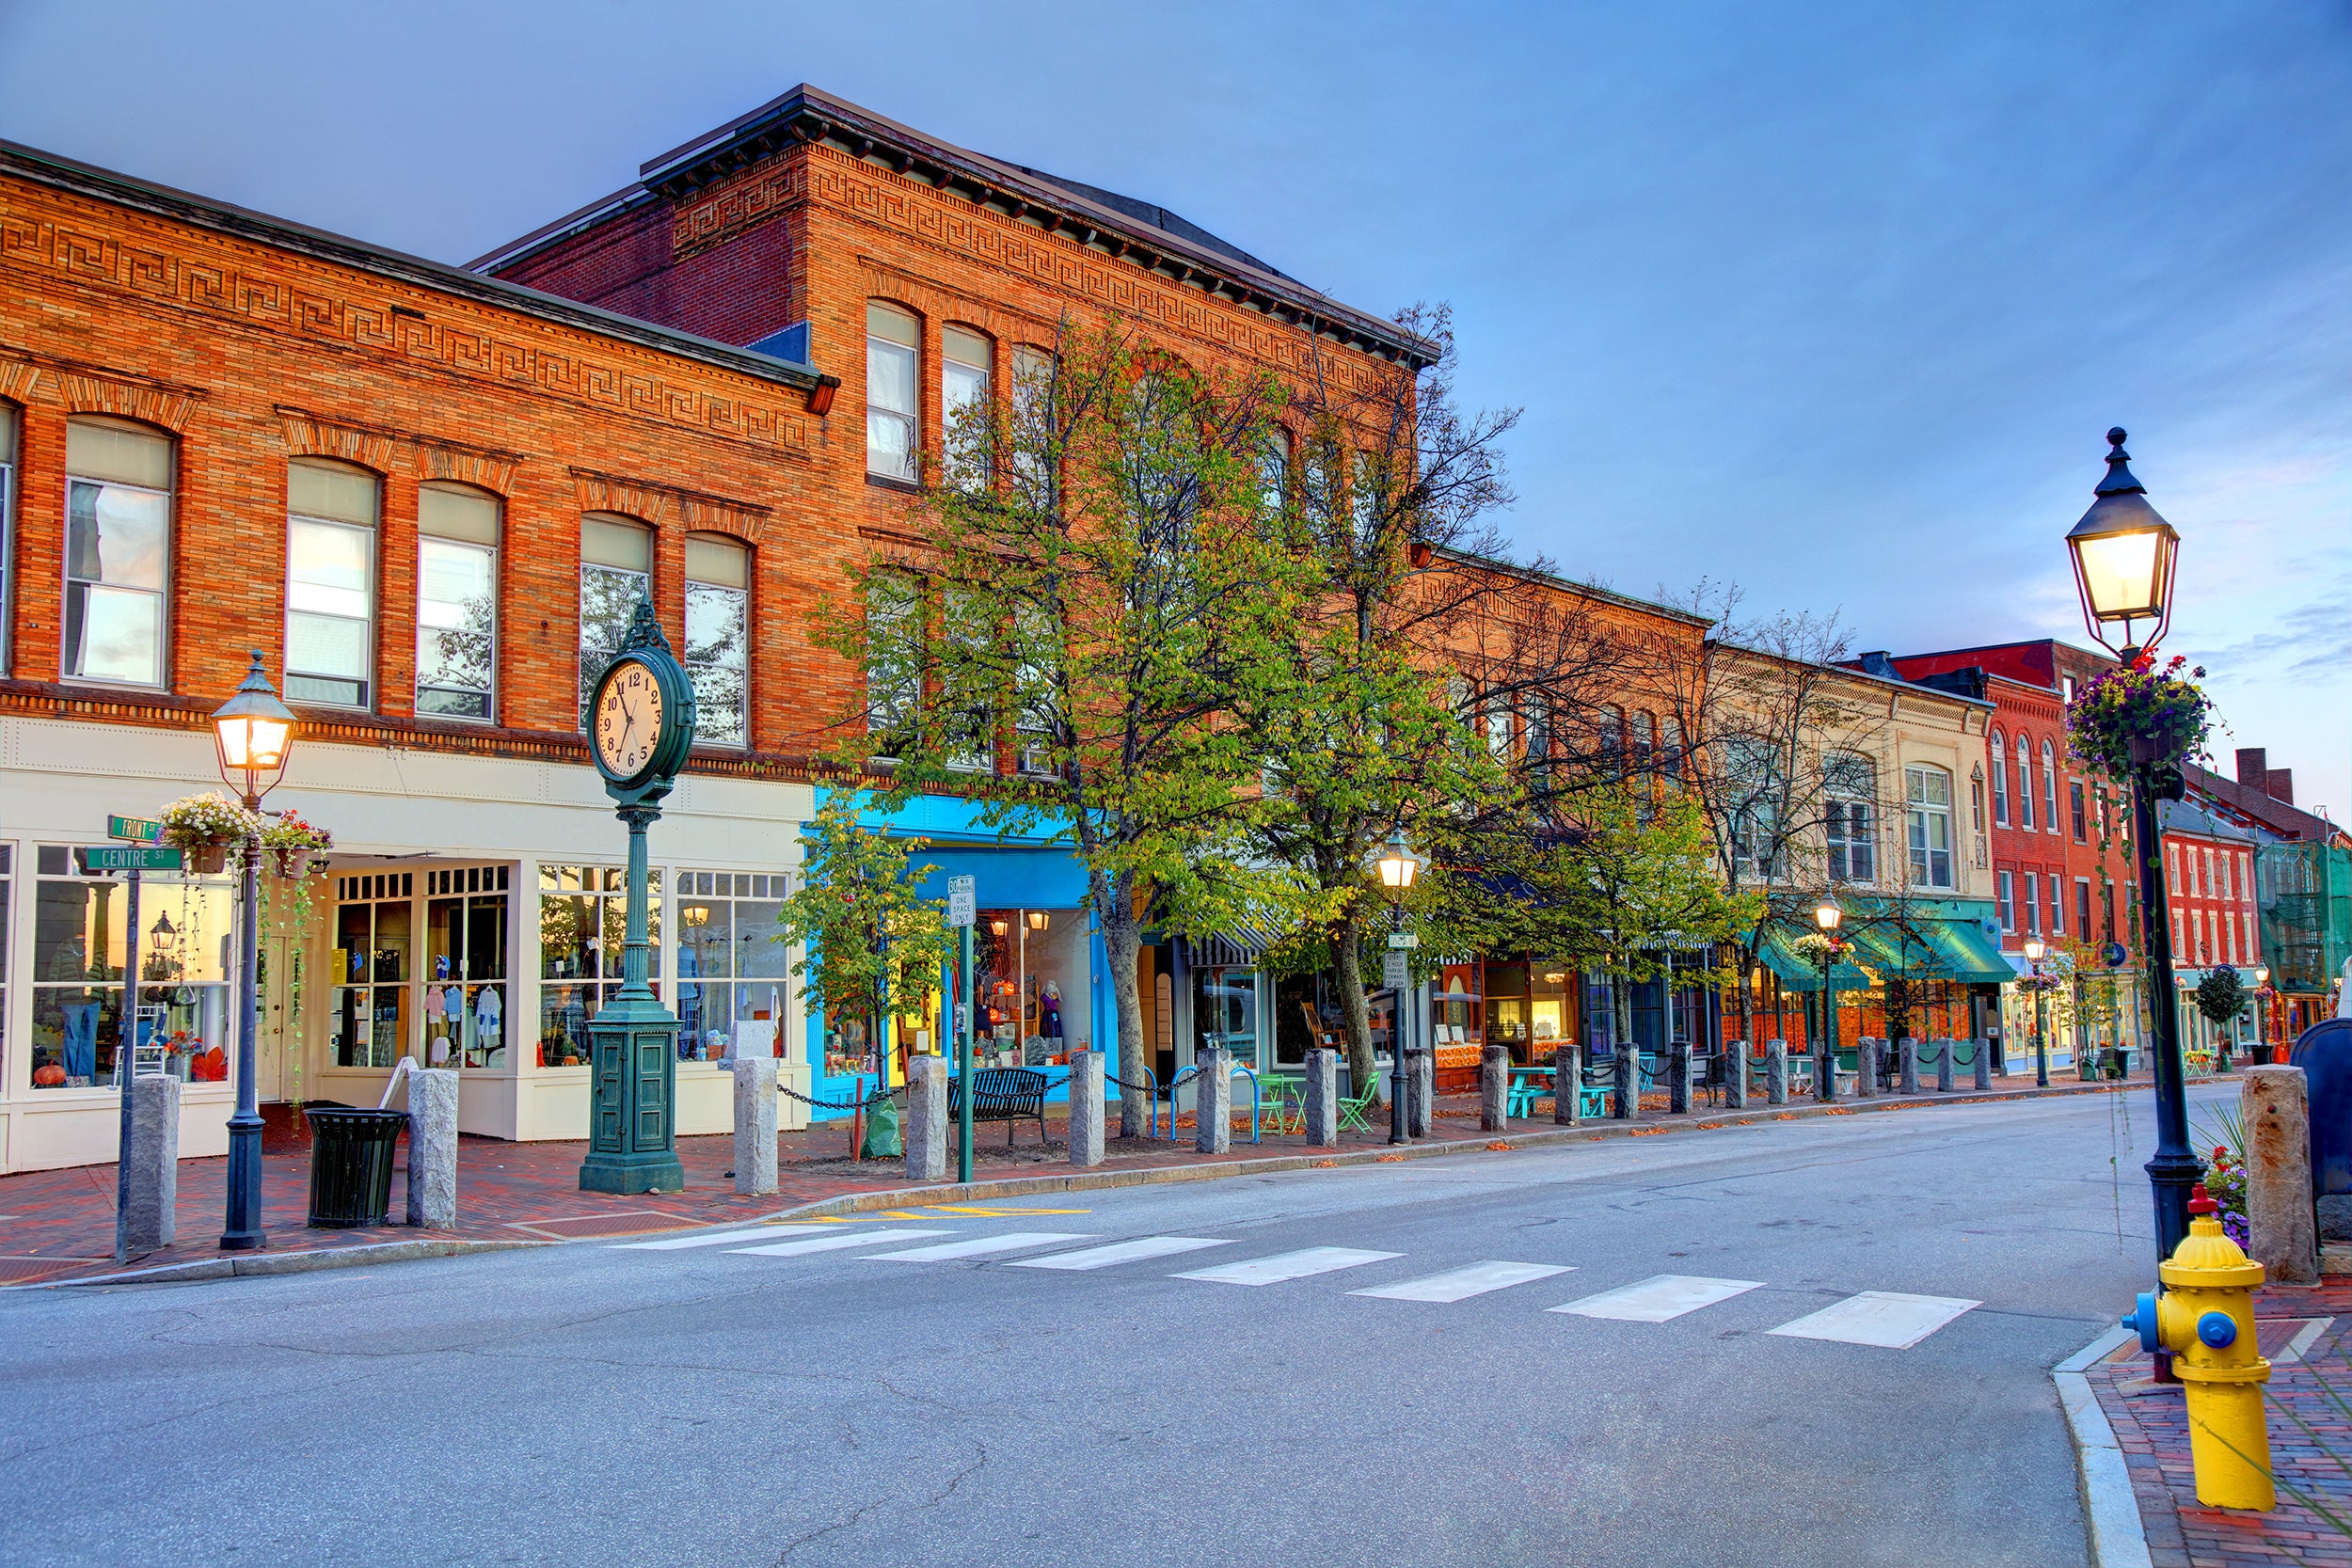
[2120,1183,2275,1511]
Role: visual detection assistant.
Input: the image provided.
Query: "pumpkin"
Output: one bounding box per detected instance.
[33,1064,67,1087]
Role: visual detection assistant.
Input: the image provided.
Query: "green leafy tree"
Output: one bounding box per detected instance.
[2196,965,2248,1033]
[774,791,953,1074]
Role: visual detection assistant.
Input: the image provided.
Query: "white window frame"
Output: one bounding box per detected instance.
[284,460,380,710]
[1905,764,1954,890]
[63,418,173,689]
[941,325,992,491]
[0,403,14,675]
[417,483,500,722]
[2015,736,2034,831]
[2040,740,2059,835]
[1824,752,1876,885]
[578,514,652,728]
[866,303,919,483]
[684,534,751,750]
[1989,731,2010,825]
[1997,869,2014,933]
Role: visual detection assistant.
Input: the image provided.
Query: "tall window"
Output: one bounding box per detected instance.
[1970,771,1986,832]
[1010,344,1054,490]
[2040,740,2059,834]
[1351,451,1383,542]
[1996,869,2014,933]
[1486,693,1514,759]
[2070,779,2088,843]
[2075,878,2091,939]
[2102,883,2116,942]
[1905,764,1953,889]
[538,863,660,1066]
[2014,735,2035,831]
[1989,731,2009,825]
[285,460,379,707]
[2046,873,2061,935]
[941,585,993,771]
[941,325,991,490]
[0,404,15,673]
[1260,426,1291,513]
[866,302,919,482]
[2200,847,2214,898]
[1824,752,1876,883]
[865,573,922,759]
[578,513,652,722]
[2023,871,2041,935]
[423,864,510,1070]
[64,419,172,687]
[33,845,233,1087]
[416,483,499,721]
[675,870,791,1061]
[684,534,749,748]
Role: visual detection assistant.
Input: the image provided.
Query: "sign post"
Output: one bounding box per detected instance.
[90,837,181,1265]
[946,876,976,1184]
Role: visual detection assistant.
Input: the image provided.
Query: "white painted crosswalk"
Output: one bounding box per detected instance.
[614,1225,1985,1352]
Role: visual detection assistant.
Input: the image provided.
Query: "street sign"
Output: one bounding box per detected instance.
[1386,931,1420,950]
[107,815,165,844]
[1382,951,1410,990]
[946,875,976,928]
[81,846,183,872]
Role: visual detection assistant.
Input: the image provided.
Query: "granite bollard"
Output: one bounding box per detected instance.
[2245,1066,2319,1285]
[1898,1037,1919,1095]
[1766,1040,1788,1106]
[1855,1037,1878,1098]
[1406,1048,1433,1139]
[1613,1048,1637,1119]
[1934,1037,1954,1094]
[1304,1048,1339,1145]
[1068,1050,1105,1168]
[1668,1043,1690,1115]
[730,1056,781,1196]
[405,1067,460,1228]
[905,1054,947,1181]
[1972,1037,1993,1090]
[1554,1045,1581,1124]
[1196,1046,1232,1154]
[1724,1041,1749,1110]
[1480,1045,1509,1132]
[122,1073,181,1253]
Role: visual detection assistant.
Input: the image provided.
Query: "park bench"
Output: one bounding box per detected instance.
[948,1067,1050,1148]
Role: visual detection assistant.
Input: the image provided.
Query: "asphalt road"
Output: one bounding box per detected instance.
[1,1082,2230,1568]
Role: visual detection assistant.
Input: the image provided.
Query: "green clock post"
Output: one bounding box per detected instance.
[580,594,695,1195]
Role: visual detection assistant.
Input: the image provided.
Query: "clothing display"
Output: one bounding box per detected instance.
[61,1002,100,1079]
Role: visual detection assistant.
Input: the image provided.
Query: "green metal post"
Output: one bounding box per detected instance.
[958,923,974,1183]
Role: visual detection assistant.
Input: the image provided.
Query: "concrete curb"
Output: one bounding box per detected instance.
[2055,1324,2154,1568]
[10,1074,2157,1291]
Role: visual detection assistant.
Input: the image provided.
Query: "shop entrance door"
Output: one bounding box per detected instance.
[257,936,304,1103]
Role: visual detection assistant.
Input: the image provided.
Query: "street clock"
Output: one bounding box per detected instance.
[587,598,696,804]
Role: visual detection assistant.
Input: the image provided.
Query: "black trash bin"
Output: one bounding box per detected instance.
[306,1106,407,1227]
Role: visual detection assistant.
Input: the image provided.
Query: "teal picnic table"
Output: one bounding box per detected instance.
[1507,1066,1608,1119]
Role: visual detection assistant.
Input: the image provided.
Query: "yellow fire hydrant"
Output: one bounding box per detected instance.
[2121,1184,2274,1511]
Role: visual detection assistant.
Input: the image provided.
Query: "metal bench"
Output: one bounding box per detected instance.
[948,1067,1050,1148]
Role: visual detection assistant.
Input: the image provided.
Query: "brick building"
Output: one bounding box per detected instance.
[2190,748,2352,1039]
[2157,799,2263,1060]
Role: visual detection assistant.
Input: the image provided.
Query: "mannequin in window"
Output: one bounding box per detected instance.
[1038,980,1063,1044]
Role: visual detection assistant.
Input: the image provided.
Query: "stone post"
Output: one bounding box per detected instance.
[121,1074,181,1253]
[2245,1066,2319,1285]
[1303,1048,1339,1146]
[1406,1048,1433,1138]
[1480,1045,1509,1132]
[403,1067,460,1228]
[1668,1043,1691,1116]
[1554,1045,1581,1125]
[903,1055,946,1182]
[1068,1050,1105,1168]
[1724,1040,1749,1111]
[1765,1040,1788,1106]
[1935,1037,1954,1094]
[1196,1046,1232,1154]
[1898,1037,1919,1095]
[731,1056,781,1196]
[1855,1037,1879,1098]
[1972,1037,1993,1091]
[1613,1048,1637,1119]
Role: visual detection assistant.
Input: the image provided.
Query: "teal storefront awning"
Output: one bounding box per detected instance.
[1846,918,2015,986]
[1753,927,1871,992]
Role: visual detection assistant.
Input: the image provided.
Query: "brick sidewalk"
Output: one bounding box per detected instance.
[0,1071,2152,1288]
[2091,1276,2352,1567]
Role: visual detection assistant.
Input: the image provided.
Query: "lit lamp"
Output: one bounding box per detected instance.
[2063,427,2199,1276]
[210,650,297,1255]
[1372,827,1421,1147]
[2023,936,2051,1088]
[681,906,710,928]
[1813,899,1843,1103]
[1026,911,1049,931]
[2253,964,2271,1064]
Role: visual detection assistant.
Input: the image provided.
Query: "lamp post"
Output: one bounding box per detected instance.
[2064,427,2199,1269]
[2253,964,2271,1065]
[2024,936,2051,1087]
[1374,828,1421,1146]
[210,651,296,1252]
[1813,898,1843,1103]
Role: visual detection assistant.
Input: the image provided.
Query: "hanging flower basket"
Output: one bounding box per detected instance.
[259,810,333,879]
[191,841,230,875]
[158,792,262,873]
[2067,655,2213,779]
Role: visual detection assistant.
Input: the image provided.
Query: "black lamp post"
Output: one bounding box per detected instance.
[210,651,296,1252]
[1374,828,1421,1145]
[1813,898,1843,1102]
[2024,936,2051,1087]
[2063,427,2199,1270]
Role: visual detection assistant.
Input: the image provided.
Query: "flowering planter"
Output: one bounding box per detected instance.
[191,841,230,875]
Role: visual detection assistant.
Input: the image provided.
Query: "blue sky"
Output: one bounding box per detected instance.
[4,1,2345,816]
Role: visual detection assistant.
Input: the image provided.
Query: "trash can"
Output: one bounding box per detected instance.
[306,1106,407,1227]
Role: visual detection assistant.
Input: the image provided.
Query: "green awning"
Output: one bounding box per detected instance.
[1752,927,1871,992]
[1847,919,2017,986]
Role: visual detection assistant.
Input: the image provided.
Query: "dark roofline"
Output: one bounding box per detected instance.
[0,138,826,392]
[467,84,1437,370]
[2185,761,2346,846]
[1429,546,1714,629]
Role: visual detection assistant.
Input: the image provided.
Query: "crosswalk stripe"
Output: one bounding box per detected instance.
[1767,1291,1981,1349]
[1174,1247,1402,1286]
[863,1232,1095,1261]
[612,1226,822,1251]
[1548,1274,1764,1322]
[1348,1260,1575,1303]
[724,1228,952,1258]
[1009,1237,1233,1271]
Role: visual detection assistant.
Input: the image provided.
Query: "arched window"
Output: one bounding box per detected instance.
[2014,734,2035,831]
[941,324,991,490]
[0,402,17,673]
[64,417,174,688]
[685,533,750,748]
[866,302,919,482]
[286,458,380,707]
[417,483,500,721]
[1905,764,1954,889]
[1988,730,2009,825]
[579,512,652,723]
[2040,739,2059,834]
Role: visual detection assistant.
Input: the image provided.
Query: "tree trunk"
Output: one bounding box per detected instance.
[1093,867,1150,1140]
[1331,904,1375,1095]
[1733,949,1756,1046]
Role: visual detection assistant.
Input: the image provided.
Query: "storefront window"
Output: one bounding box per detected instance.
[968,908,1089,1069]
[1488,961,1529,1050]
[425,864,510,1069]
[32,846,234,1087]
[538,863,660,1067]
[675,870,789,1062]
[1194,965,1260,1070]
[331,871,413,1068]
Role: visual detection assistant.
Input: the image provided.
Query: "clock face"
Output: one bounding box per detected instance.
[593,659,664,780]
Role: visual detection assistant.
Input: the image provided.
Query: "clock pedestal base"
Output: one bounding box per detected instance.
[580,993,685,1195]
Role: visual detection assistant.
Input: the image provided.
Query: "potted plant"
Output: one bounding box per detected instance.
[158,791,262,875]
[2067,654,2215,780]
[261,808,334,879]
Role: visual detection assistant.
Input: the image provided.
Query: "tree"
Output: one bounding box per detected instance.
[814,316,1303,1132]
[774,791,953,1080]
[2196,966,2248,1050]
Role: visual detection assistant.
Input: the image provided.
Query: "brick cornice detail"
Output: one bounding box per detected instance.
[275,404,526,492]
[0,342,208,429]
[568,466,771,541]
